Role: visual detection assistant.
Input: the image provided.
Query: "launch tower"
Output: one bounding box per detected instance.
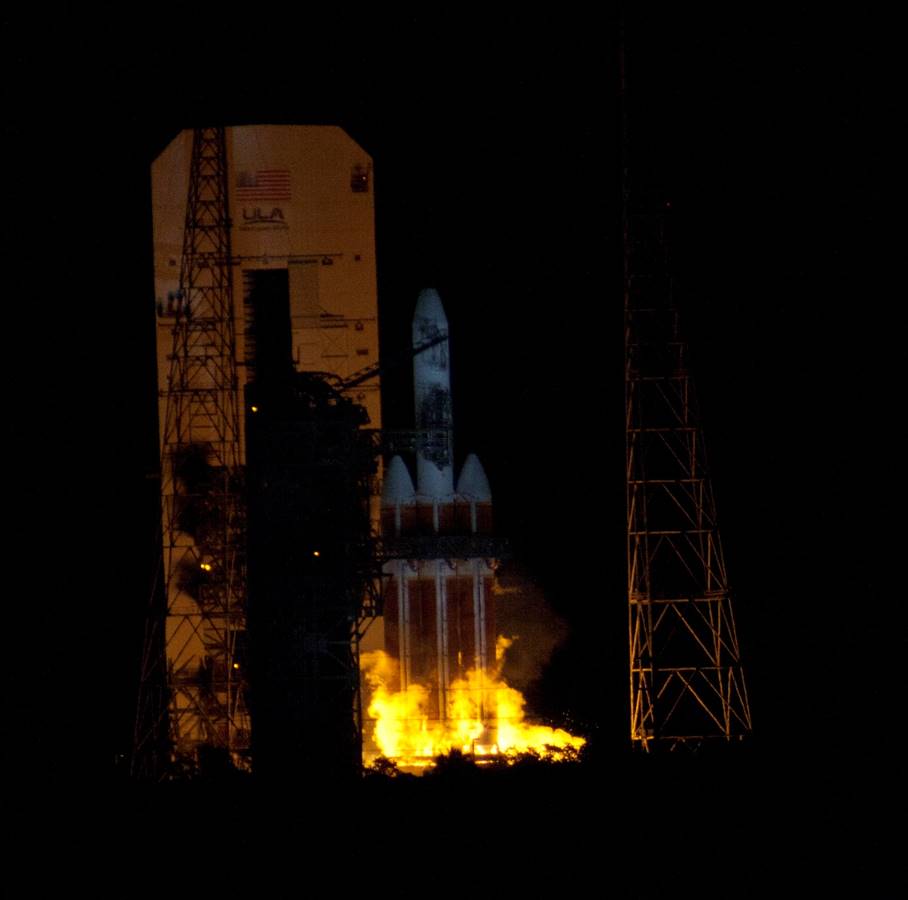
[134,126,382,777]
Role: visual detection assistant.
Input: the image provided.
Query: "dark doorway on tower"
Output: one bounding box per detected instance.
[243,268,292,383]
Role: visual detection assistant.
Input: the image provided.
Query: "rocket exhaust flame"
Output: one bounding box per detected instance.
[361,637,585,770]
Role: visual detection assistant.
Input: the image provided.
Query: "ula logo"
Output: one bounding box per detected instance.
[243,207,286,225]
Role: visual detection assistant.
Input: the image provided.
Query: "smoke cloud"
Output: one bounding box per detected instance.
[492,562,568,694]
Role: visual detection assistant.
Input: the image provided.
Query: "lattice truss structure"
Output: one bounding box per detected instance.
[243,373,384,779]
[137,128,251,771]
[624,210,752,749]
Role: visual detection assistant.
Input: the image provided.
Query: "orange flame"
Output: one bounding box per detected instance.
[361,636,585,770]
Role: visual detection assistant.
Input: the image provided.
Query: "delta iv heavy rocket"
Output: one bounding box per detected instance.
[380,290,498,731]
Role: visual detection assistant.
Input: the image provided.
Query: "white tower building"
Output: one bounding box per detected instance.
[147,126,380,769]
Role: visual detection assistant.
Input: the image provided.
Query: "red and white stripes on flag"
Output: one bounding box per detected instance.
[235,169,291,201]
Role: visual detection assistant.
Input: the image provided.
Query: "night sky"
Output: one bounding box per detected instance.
[6,10,900,837]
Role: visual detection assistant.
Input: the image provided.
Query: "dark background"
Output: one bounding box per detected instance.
[5,10,900,825]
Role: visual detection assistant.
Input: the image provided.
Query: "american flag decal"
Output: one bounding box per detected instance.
[235,169,291,201]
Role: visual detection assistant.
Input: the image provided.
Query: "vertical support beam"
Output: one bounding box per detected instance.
[472,559,484,673]
[436,558,449,719]
[398,560,411,691]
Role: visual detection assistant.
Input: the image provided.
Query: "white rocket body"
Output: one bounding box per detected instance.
[412,288,454,500]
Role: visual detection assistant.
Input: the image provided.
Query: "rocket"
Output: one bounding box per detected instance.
[380,290,497,730]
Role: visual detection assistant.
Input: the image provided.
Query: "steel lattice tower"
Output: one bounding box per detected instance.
[624,210,752,749]
[135,127,251,774]
[622,47,752,751]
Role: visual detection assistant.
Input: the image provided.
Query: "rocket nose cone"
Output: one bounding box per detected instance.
[456,453,492,501]
[413,288,448,329]
[381,455,417,506]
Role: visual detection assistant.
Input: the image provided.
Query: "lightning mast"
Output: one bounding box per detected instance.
[135,127,250,774]
[621,39,752,749]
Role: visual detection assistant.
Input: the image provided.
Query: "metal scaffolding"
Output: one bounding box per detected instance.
[244,373,382,781]
[134,127,250,775]
[623,205,753,750]
[620,32,752,749]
